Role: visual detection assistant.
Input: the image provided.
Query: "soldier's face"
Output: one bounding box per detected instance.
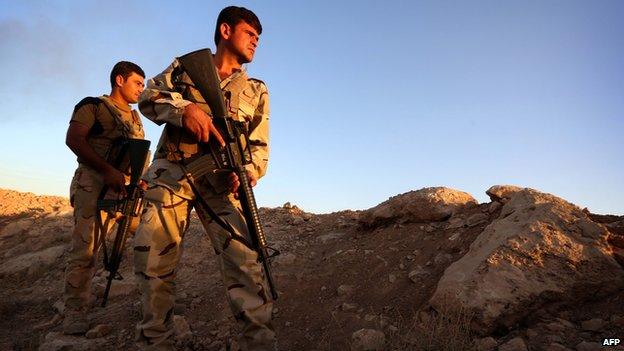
[224,21,259,64]
[117,72,145,104]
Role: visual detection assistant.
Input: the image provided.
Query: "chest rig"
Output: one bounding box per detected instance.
[75,96,145,167]
[159,65,258,164]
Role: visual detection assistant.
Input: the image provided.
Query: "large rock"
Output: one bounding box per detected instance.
[359,187,477,227]
[429,186,624,334]
[486,185,524,204]
[85,324,112,339]
[0,218,35,237]
[173,315,193,342]
[0,245,65,276]
[475,337,497,351]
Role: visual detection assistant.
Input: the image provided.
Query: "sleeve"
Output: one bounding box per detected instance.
[245,82,270,180]
[137,58,192,127]
[70,98,97,128]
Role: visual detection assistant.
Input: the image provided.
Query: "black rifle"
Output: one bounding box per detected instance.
[95,138,151,307]
[178,48,278,300]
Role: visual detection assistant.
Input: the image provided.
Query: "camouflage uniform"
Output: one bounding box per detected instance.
[134,56,273,350]
[65,96,145,312]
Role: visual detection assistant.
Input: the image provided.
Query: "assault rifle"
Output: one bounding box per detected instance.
[96,138,151,307]
[178,48,278,300]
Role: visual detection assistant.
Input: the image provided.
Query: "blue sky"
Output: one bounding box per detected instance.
[0,1,622,214]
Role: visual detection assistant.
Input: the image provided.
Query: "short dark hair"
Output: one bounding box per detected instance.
[110,61,145,88]
[214,6,262,46]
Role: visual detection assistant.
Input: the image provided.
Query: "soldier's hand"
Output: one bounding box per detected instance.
[138,179,149,191]
[182,103,225,146]
[228,171,257,198]
[103,167,127,196]
[247,171,258,188]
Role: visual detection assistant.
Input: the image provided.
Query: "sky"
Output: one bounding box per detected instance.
[0,0,622,214]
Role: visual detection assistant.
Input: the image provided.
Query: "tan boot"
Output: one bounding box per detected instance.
[63,308,89,335]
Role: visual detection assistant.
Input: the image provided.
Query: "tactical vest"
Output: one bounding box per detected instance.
[73,96,145,165]
[155,67,257,162]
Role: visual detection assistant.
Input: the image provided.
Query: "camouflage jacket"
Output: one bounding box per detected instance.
[138,56,270,184]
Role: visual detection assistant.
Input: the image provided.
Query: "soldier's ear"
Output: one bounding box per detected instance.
[220,22,232,41]
[114,74,125,88]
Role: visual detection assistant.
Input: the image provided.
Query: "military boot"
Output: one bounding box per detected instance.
[62,308,89,334]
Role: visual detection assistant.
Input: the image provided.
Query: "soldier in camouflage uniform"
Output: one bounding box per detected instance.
[133,6,274,351]
[64,61,146,334]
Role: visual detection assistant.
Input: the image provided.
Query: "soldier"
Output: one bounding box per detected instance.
[64,61,146,334]
[133,6,274,351]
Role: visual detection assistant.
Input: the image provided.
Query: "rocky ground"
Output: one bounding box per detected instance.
[0,186,623,351]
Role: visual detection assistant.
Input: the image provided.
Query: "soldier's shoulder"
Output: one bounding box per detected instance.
[73,96,103,113]
[248,77,267,86]
[247,77,269,93]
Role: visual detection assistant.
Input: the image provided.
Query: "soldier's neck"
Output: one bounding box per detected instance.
[109,90,131,109]
[213,50,242,80]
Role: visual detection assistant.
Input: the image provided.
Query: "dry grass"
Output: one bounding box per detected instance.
[387,303,476,351]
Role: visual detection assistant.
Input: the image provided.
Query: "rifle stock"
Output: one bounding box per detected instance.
[178,48,278,300]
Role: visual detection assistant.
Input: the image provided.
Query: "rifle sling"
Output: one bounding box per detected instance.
[95,209,113,269]
[165,139,252,248]
[180,167,254,250]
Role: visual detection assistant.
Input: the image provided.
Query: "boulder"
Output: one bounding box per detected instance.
[486,185,524,203]
[467,213,489,227]
[488,201,503,213]
[429,187,624,334]
[408,266,429,283]
[85,324,112,339]
[360,187,477,227]
[0,218,34,237]
[0,245,65,276]
[173,315,192,342]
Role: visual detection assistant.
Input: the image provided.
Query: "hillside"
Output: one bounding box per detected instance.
[0,186,623,351]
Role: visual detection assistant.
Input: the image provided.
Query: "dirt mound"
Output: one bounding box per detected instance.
[0,188,71,218]
[0,187,622,350]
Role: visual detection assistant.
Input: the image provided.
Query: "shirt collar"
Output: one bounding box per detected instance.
[220,66,248,89]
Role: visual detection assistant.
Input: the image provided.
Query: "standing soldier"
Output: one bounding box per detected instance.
[64,61,146,334]
[133,6,274,351]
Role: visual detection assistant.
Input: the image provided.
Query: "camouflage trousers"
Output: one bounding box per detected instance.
[134,175,275,351]
[64,166,114,310]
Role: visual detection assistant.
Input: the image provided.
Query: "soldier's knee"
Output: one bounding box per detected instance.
[133,237,180,279]
[221,240,259,267]
[67,244,95,266]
